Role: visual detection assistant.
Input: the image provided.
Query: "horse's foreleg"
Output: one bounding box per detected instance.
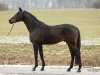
[32,44,38,71]
[38,45,45,71]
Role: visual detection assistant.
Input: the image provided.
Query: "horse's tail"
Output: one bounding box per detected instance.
[75,29,81,65]
[77,29,81,51]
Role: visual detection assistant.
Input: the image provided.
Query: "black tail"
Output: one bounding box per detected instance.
[77,29,81,51]
[75,29,81,65]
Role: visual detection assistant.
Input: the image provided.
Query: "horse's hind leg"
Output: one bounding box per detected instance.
[66,41,82,72]
[75,48,82,72]
[67,46,75,71]
[72,45,82,72]
[38,45,45,71]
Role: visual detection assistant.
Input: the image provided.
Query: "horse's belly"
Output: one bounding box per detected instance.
[44,40,62,44]
[43,36,64,44]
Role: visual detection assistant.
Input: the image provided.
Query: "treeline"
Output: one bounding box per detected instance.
[0,2,8,11]
[0,0,100,11]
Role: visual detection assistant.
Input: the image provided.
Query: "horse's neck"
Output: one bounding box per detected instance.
[23,13,41,32]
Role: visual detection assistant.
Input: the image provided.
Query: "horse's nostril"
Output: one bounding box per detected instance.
[9,20,11,23]
[9,20,10,22]
[9,19,13,24]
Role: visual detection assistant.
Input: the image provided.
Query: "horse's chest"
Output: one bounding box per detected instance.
[29,31,43,43]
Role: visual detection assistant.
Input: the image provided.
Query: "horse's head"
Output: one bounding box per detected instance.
[9,7,23,24]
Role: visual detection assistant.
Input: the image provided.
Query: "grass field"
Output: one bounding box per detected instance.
[0,9,100,38]
[0,9,100,66]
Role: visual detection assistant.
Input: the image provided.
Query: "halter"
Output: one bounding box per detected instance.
[20,11,24,20]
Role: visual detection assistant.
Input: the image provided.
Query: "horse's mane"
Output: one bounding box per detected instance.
[24,11,38,21]
[24,11,46,26]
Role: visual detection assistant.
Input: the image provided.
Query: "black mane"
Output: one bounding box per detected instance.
[22,11,46,32]
[23,11,45,26]
[24,11,38,21]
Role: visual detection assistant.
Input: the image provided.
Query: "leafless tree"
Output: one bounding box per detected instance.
[0,3,8,11]
[93,0,100,8]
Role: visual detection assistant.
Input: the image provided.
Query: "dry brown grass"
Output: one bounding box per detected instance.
[0,43,100,67]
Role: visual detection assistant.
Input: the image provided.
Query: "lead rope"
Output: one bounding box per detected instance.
[6,24,14,37]
[1,24,14,40]
[0,24,14,43]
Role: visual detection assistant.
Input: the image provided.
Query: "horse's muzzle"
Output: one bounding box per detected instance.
[9,19,13,24]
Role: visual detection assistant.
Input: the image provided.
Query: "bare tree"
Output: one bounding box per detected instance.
[93,0,100,8]
[0,0,99,10]
[0,2,8,11]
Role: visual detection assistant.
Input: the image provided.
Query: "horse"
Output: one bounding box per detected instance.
[9,7,82,72]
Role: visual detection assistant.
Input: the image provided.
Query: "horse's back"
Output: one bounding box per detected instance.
[61,24,78,31]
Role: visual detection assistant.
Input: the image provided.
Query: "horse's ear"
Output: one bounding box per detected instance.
[18,7,23,12]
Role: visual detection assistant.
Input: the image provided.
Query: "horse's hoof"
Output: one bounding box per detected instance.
[32,68,36,71]
[77,69,81,72]
[40,68,44,71]
[67,68,71,72]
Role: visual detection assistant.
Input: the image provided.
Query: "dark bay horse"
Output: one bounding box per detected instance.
[9,7,82,72]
